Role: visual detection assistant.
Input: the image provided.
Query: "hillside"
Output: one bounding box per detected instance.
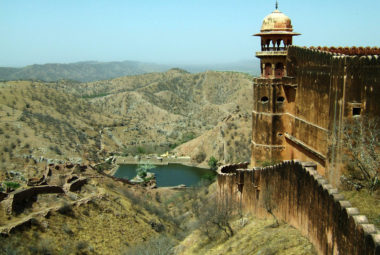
[0,60,260,82]
[174,110,252,164]
[0,61,170,82]
[52,69,254,161]
[0,70,318,254]
[0,70,253,179]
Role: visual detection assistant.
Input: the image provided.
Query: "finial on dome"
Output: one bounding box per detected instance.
[275,0,278,10]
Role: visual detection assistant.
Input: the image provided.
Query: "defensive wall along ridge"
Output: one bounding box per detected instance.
[217,161,380,255]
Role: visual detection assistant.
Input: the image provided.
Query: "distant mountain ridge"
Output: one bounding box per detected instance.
[0,59,259,82]
[0,61,170,82]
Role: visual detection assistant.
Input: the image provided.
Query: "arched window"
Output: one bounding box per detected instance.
[265,39,271,50]
[275,62,284,78]
[277,96,285,103]
[276,39,282,50]
[261,96,269,103]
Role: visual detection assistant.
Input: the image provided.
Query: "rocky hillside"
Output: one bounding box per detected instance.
[0,60,260,82]
[54,69,253,161]
[0,61,169,82]
[0,70,318,255]
[174,110,251,165]
[0,69,253,179]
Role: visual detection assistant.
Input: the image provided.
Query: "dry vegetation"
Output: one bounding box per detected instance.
[2,69,377,254]
[0,69,253,180]
[0,175,316,255]
[0,70,259,254]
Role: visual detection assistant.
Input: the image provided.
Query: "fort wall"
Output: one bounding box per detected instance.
[252,46,380,185]
[217,161,380,255]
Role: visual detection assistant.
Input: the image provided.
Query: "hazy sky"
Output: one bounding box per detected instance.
[1,0,379,67]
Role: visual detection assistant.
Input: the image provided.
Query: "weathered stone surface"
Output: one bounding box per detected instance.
[251,45,380,187]
[3,186,64,215]
[218,161,379,255]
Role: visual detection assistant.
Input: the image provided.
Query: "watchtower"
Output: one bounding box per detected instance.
[251,2,301,166]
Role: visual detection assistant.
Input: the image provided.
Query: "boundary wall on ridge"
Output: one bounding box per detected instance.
[217,161,380,255]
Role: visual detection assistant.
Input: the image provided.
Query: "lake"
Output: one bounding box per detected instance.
[114,164,214,187]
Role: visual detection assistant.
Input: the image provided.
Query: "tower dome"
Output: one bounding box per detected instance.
[261,9,293,32]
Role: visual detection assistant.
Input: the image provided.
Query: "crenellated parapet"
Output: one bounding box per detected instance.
[287,46,380,68]
[310,46,380,56]
[217,161,380,255]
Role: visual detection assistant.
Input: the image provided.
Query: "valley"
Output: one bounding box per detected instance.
[0,69,317,254]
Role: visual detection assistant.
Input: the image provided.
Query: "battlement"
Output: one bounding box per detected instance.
[310,46,380,56]
[217,161,380,254]
[288,46,380,67]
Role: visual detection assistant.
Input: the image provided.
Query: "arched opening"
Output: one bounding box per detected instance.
[261,96,269,103]
[286,39,292,47]
[264,63,272,78]
[266,39,271,50]
[277,96,285,103]
[275,62,284,78]
[276,39,282,50]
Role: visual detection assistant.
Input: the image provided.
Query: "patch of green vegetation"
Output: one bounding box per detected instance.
[341,189,380,229]
[258,159,281,167]
[208,156,218,170]
[201,172,217,182]
[2,181,21,191]
[136,162,155,179]
[137,146,146,154]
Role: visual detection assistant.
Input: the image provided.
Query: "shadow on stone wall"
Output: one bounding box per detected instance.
[217,161,380,255]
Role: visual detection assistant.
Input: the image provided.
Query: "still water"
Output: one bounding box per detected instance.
[114,164,213,187]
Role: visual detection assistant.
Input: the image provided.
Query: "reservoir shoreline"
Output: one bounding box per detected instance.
[109,155,209,176]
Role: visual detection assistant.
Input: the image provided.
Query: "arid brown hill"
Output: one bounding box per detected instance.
[0,69,253,177]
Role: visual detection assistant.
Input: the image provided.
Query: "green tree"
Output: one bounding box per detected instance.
[208,156,218,170]
[136,162,155,178]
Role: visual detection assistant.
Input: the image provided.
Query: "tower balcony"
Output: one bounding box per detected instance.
[256,50,287,57]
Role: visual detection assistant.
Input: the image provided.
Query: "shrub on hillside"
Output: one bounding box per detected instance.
[194,151,206,163]
[2,181,20,192]
[208,156,218,170]
[124,235,176,255]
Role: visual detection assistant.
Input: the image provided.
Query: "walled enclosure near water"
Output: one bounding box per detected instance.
[217,161,380,255]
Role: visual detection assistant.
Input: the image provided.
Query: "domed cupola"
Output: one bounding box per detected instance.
[261,9,293,32]
[254,1,300,52]
[253,1,301,78]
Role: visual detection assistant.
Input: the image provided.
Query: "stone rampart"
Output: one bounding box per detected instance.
[4,186,65,214]
[217,161,380,255]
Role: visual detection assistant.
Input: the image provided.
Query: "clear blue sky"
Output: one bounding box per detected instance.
[0,0,379,67]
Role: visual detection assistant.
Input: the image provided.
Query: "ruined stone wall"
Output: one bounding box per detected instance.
[217,161,380,255]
